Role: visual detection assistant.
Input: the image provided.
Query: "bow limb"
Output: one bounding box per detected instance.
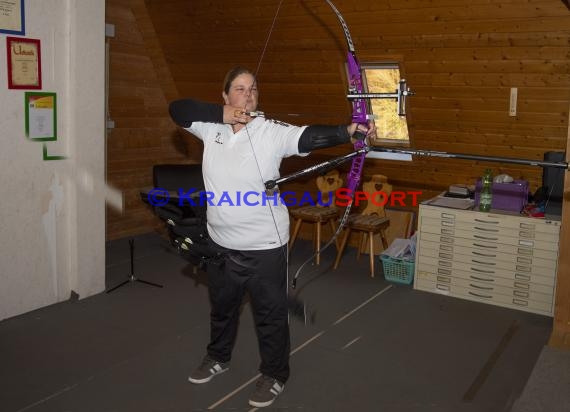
[291,0,369,287]
[325,0,370,228]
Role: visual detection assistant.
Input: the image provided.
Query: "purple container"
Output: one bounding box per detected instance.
[474,179,529,212]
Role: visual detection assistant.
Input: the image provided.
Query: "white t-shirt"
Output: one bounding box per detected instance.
[187,117,307,250]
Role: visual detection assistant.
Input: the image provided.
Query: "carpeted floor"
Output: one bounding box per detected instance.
[510,345,570,412]
[0,232,568,412]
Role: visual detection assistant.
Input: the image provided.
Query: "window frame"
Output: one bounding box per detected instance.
[359,61,413,148]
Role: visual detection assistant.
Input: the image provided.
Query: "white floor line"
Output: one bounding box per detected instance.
[290,330,326,355]
[15,384,79,412]
[208,284,392,410]
[341,335,362,350]
[207,373,261,410]
[333,284,392,326]
[207,331,325,410]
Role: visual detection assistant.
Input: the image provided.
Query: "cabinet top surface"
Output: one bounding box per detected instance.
[420,202,561,226]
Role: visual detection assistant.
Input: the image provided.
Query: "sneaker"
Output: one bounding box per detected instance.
[188,356,229,384]
[248,375,285,408]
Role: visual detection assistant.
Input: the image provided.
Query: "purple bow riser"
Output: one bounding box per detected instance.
[347,52,368,124]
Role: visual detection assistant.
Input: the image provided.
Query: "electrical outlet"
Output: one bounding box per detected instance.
[509,87,518,117]
[105,23,115,38]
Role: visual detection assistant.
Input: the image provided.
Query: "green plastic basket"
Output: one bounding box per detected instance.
[380,255,415,285]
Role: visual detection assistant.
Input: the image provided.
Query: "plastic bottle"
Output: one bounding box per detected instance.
[479,169,493,212]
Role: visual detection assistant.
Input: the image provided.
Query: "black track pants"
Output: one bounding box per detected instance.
[206,242,290,383]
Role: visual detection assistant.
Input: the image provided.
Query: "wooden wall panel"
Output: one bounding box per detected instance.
[105,0,202,240]
[550,107,570,349]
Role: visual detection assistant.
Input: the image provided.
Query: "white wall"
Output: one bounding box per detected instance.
[0,0,107,320]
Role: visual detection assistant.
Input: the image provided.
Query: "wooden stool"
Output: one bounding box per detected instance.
[289,206,340,265]
[333,214,389,277]
[333,174,392,277]
[288,170,343,265]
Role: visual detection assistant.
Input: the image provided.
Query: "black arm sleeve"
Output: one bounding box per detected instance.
[297,125,352,153]
[168,99,224,128]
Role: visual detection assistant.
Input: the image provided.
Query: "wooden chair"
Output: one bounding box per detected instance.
[289,169,343,265]
[333,174,392,277]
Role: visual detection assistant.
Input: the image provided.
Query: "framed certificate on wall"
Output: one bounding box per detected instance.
[0,0,25,35]
[25,92,57,141]
[7,36,41,89]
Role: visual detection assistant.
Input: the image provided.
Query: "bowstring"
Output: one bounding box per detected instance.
[242,0,290,268]
[244,0,354,302]
[253,0,285,81]
[241,0,313,319]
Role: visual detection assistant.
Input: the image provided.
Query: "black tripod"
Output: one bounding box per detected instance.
[106,238,163,293]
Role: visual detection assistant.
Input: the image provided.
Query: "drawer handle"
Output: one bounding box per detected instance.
[517,248,533,256]
[442,221,455,227]
[474,235,499,241]
[516,265,531,272]
[472,259,496,266]
[441,228,455,235]
[517,256,532,264]
[519,240,534,247]
[439,260,452,267]
[437,276,451,283]
[474,218,500,225]
[512,298,529,307]
[438,268,452,276]
[436,283,450,292]
[441,213,455,219]
[514,281,530,290]
[439,252,453,259]
[471,267,495,274]
[513,290,530,298]
[473,242,498,249]
[472,251,497,258]
[474,226,499,232]
[513,280,530,290]
[515,273,531,281]
[469,291,493,299]
[440,236,454,244]
[519,231,535,239]
[470,275,494,282]
[520,223,536,230]
[470,283,494,291]
[439,244,453,252]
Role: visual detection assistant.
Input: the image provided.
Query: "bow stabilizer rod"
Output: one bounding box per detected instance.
[266,145,568,192]
[369,146,569,170]
[264,148,369,190]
